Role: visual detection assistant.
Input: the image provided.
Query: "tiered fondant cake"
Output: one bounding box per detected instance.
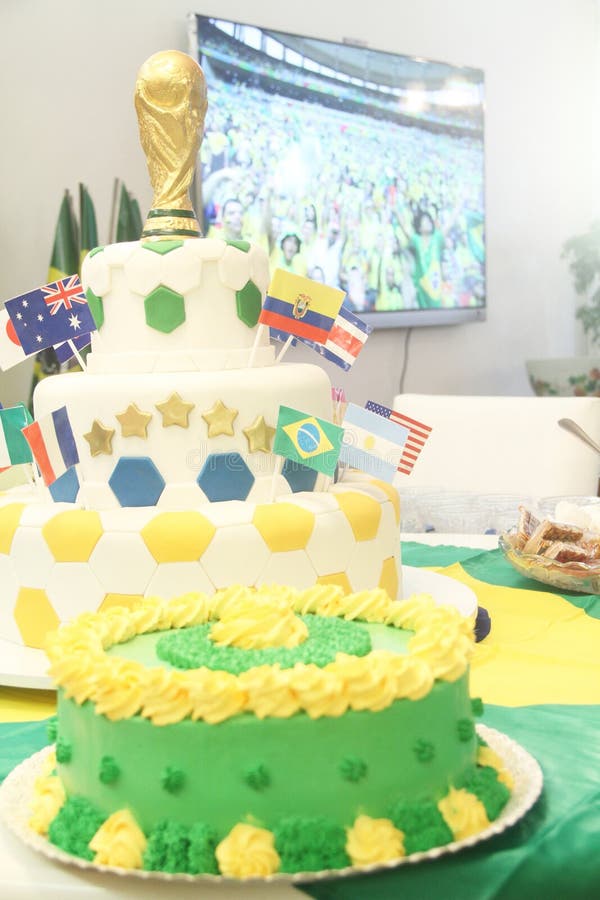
[0,52,401,650]
[31,588,513,875]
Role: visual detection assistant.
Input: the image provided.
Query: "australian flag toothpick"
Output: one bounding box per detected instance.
[4,275,96,355]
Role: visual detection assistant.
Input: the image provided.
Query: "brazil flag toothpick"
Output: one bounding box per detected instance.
[273,405,343,477]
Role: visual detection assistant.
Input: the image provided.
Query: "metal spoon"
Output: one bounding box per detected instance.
[558,418,600,455]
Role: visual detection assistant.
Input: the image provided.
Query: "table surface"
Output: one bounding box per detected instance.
[1,534,599,900]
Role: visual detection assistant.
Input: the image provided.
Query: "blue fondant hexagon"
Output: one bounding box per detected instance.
[144,284,186,333]
[49,467,80,503]
[282,458,318,493]
[197,452,254,502]
[109,457,166,507]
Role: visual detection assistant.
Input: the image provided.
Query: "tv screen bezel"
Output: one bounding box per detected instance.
[188,12,487,331]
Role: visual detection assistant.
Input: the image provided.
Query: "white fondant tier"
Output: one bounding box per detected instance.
[33,363,333,509]
[81,238,271,372]
[0,477,402,649]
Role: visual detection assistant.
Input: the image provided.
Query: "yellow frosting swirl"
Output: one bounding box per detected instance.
[340,588,392,622]
[388,654,435,701]
[239,665,299,718]
[477,745,515,789]
[289,663,348,718]
[346,815,405,867]
[89,809,147,869]
[129,596,174,634]
[215,823,280,878]
[141,669,193,725]
[408,626,472,682]
[166,591,212,627]
[185,668,247,724]
[438,787,490,841]
[29,774,65,835]
[92,659,148,721]
[293,584,344,615]
[209,595,308,649]
[331,651,398,712]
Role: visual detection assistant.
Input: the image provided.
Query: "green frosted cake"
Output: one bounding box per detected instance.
[28,585,513,877]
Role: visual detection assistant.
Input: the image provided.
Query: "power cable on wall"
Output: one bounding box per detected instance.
[397,328,413,394]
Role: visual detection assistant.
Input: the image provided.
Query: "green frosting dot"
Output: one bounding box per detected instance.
[388,800,453,854]
[457,718,475,742]
[99,755,120,785]
[413,739,435,763]
[46,716,58,743]
[471,697,484,717]
[56,737,72,764]
[156,615,371,674]
[338,756,367,783]
[243,763,270,791]
[456,765,511,820]
[161,766,185,794]
[48,796,105,861]
[274,817,350,873]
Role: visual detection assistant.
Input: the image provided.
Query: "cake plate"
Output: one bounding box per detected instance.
[0,725,543,887]
[0,565,478,690]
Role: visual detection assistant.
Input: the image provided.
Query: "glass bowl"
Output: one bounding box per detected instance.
[498,531,600,593]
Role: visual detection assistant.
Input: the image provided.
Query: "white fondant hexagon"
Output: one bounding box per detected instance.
[47,563,105,621]
[19,501,75,527]
[340,481,388,504]
[0,555,21,643]
[345,540,382,593]
[102,240,138,267]
[257,550,317,590]
[218,245,251,290]
[248,244,270,293]
[183,238,226,262]
[123,246,164,295]
[9,526,56,587]
[200,524,270,588]
[377,502,400,560]
[146,561,215,598]
[160,246,202,294]
[79,484,120,510]
[246,476,290,504]
[305,509,356,575]
[276,492,339,515]
[157,483,207,509]
[99,507,157,534]
[202,500,254,527]
[81,251,111,297]
[89,531,157,594]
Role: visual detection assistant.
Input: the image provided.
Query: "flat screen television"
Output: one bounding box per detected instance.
[189,13,486,329]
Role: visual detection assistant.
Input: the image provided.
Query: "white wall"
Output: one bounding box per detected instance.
[0,0,598,406]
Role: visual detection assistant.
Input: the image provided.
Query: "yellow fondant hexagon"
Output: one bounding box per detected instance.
[335,492,382,541]
[370,480,401,524]
[99,593,145,612]
[379,557,399,601]
[317,572,353,593]
[42,511,104,562]
[0,503,25,554]
[14,587,60,649]
[253,504,315,552]
[141,512,216,562]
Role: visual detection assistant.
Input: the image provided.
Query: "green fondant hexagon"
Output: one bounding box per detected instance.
[226,239,250,253]
[89,246,104,258]
[235,279,262,328]
[144,285,186,333]
[142,240,184,255]
[85,287,104,329]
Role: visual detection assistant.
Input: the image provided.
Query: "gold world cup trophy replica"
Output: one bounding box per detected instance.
[134,50,207,240]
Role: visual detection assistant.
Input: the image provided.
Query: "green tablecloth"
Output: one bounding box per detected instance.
[1,543,599,899]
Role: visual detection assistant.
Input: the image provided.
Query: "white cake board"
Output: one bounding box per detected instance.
[0,566,478,690]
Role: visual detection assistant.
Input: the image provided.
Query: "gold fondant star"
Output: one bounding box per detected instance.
[202,399,238,438]
[243,415,276,453]
[155,392,195,428]
[116,403,153,439]
[83,420,115,457]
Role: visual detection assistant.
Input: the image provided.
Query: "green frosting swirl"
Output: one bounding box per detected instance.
[274,816,350,873]
[456,765,511,820]
[48,796,105,861]
[156,615,371,674]
[387,799,453,854]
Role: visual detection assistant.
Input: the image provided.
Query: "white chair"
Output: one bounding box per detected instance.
[392,395,600,530]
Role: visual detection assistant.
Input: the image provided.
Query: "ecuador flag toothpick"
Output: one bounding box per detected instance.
[273,405,343,477]
[259,270,345,344]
